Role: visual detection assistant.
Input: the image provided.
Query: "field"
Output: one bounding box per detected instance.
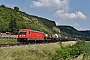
[0,40,77,60]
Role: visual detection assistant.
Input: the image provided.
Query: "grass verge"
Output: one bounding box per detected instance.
[0,38,20,44]
[0,41,77,60]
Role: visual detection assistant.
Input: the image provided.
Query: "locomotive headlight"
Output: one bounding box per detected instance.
[24,35,25,36]
[20,35,21,36]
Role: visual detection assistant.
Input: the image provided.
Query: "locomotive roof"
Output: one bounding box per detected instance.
[31,30,44,33]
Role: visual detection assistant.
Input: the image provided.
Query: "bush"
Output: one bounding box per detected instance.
[83,41,90,60]
[52,40,85,60]
[70,40,85,57]
[52,47,71,60]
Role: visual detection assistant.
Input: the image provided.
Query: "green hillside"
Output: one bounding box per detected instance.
[57,25,90,40]
[80,30,90,40]
[0,5,59,34]
[57,25,83,35]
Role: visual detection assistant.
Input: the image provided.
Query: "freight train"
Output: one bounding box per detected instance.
[17,29,74,43]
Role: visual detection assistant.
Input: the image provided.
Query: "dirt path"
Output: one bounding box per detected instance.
[74,54,83,60]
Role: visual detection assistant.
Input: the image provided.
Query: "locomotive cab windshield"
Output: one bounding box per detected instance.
[19,30,27,34]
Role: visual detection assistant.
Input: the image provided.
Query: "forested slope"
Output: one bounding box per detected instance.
[0,5,59,34]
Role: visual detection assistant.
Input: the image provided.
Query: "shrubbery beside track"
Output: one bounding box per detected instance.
[52,40,85,60]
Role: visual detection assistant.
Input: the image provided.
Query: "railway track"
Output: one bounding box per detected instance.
[0,40,59,47]
[0,43,25,47]
[0,39,76,47]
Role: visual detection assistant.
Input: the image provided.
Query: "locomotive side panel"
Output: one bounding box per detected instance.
[31,31,44,40]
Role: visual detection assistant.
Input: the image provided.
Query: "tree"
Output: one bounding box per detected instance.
[9,18,18,34]
[0,20,3,32]
[1,5,6,8]
[14,6,19,12]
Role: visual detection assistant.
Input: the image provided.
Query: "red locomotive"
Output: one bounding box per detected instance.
[17,29,44,42]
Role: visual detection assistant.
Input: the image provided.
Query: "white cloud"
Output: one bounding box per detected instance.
[76,11,87,19]
[31,0,69,10]
[54,10,87,20]
[30,0,87,21]
[73,23,80,27]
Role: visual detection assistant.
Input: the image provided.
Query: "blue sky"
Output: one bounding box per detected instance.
[0,0,90,31]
